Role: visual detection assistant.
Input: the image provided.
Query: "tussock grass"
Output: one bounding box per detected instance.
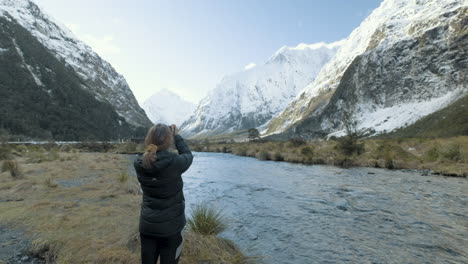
[192,136,468,177]
[255,151,270,161]
[0,152,247,263]
[44,177,58,188]
[115,142,144,154]
[26,150,60,163]
[0,144,12,160]
[1,159,23,178]
[118,172,129,183]
[187,203,227,236]
[183,232,255,264]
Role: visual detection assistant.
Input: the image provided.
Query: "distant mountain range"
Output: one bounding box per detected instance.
[180,41,342,137]
[0,0,151,141]
[142,89,196,127]
[181,0,467,139]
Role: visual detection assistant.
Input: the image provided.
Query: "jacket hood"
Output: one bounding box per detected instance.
[134,150,175,173]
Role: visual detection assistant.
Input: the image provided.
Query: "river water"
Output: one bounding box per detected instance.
[180,152,467,264]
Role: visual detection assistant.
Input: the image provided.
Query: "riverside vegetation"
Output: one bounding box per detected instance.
[189,136,468,177]
[0,143,250,264]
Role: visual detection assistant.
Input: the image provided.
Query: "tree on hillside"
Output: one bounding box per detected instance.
[248,128,260,141]
[336,110,365,156]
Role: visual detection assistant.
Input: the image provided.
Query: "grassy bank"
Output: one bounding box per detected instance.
[190,136,468,177]
[0,146,249,263]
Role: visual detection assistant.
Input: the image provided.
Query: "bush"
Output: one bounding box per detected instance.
[232,148,247,156]
[256,151,270,160]
[300,146,314,157]
[44,177,58,188]
[336,136,364,156]
[1,160,23,178]
[442,144,461,161]
[424,146,440,161]
[271,152,284,161]
[187,203,227,236]
[59,144,73,153]
[288,138,307,147]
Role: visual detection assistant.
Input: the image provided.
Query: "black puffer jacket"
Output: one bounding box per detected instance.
[134,135,193,237]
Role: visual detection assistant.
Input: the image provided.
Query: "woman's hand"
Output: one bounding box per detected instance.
[170,124,179,136]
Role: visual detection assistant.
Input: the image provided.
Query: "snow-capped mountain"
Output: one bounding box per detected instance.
[0,0,151,128]
[142,89,196,126]
[180,41,343,137]
[266,0,467,138]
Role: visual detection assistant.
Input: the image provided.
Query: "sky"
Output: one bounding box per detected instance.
[35,0,383,105]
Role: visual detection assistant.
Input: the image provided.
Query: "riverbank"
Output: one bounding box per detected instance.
[0,150,248,263]
[189,136,467,177]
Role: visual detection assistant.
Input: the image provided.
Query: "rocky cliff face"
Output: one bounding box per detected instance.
[0,0,151,128]
[266,0,467,138]
[180,41,342,137]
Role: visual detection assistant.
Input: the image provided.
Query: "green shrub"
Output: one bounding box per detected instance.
[424,146,440,161]
[442,144,462,161]
[336,136,364,156]
[1,160,23,178]
[187,203,227,236]
[300,146,314,158]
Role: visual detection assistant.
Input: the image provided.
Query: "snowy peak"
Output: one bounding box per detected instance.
[266,41,342,66]
[180,41,342,137]
[142,90,196,127]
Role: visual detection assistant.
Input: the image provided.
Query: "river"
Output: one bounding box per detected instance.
[178,152,468,264]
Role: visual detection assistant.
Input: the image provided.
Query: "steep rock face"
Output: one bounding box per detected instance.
[0,16,138,140]
[142,89,196,126]
[180,42,342,137]
[266,0,467,138]
[0,0,151,128]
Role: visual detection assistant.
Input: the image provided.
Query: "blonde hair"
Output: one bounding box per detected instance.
[143,124,173,168]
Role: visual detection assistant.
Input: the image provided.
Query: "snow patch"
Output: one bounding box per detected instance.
[12,38,43,86]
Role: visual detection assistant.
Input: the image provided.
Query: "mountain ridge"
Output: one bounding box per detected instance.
[180,40,343,137]
[265,0,467,139]
[0,0,151,128]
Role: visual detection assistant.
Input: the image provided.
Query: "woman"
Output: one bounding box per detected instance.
[134,124,193,264]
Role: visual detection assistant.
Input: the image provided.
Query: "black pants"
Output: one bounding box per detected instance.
[140,232,183,264]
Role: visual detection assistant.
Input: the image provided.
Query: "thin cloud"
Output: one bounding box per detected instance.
[244,62,256,70]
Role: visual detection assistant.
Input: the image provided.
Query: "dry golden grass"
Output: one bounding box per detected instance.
[0,151,247,264]
[193,136,468,177]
